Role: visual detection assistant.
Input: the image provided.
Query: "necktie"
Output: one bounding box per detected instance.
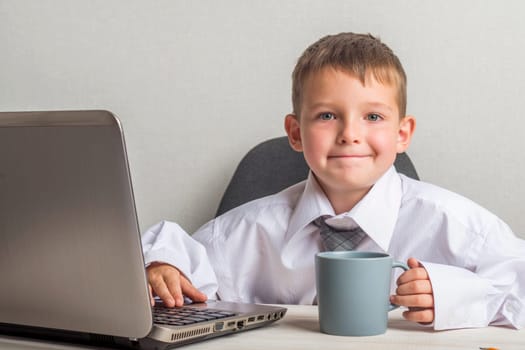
[314,216,367,251]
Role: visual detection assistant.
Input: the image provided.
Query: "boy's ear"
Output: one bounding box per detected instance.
[285,114,303,152]
[396,115,416,153]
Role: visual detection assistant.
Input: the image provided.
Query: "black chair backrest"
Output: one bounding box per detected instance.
[216,136,419,216]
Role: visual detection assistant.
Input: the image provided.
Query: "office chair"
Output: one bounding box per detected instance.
[216,136,419,216]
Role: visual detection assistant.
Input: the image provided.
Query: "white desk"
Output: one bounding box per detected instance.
[0,305,523,350]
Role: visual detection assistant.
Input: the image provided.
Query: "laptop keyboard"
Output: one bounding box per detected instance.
[153,306,237,326]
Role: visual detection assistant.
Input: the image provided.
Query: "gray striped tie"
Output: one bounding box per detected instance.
[314,216,367,251]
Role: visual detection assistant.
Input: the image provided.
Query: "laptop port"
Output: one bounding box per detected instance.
[214,322,224,331]
[247,317,255,323]
[257,315,265,321]
[236,320,245,330]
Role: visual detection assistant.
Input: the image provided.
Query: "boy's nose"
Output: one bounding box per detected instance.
[337,119,361,144]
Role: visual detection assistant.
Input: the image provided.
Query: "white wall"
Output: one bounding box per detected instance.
[1,0,524,238]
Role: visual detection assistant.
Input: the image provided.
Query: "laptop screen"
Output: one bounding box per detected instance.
[0,111,152,338]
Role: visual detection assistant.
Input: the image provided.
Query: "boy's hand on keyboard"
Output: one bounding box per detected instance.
[147,262,207,307]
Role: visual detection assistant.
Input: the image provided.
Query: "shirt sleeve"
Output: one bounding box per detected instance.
[422,219,525,330]
[141,220,219,299]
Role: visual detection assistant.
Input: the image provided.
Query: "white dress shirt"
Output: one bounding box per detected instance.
[141,166,525,330]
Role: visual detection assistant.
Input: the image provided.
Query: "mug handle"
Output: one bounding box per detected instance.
[388,261,409,311]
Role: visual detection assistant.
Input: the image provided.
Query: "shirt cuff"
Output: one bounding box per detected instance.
[421,261,491,330]
[141,220,219,299]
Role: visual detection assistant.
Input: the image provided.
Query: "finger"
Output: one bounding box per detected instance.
[407,257,421,269]
[390,293,434,308]
[396,279,433,295]
[148,284,155,307]
[149,274,176,307]
[164,271,185,307]
[396,267,429,285]
[180,276,208,303]
[402,308,435,324]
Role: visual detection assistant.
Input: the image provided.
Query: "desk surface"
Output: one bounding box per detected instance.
[0,305,522,350]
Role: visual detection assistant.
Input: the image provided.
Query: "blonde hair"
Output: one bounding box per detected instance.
[291,33,407,118]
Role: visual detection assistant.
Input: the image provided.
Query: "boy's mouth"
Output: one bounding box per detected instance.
[328,154,370,159]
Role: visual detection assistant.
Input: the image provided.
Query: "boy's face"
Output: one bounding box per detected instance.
[285,67,415,212]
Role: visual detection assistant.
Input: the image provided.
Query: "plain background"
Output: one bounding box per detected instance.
[1,1,524,238]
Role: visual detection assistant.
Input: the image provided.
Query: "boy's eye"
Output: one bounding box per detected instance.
[366,113,382,121]
[319,113,335,121]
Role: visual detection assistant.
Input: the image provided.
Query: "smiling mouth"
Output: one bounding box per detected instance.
[328,155,370,159]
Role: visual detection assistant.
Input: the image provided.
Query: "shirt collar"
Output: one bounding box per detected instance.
[286,172,334,240]
[286,166,402,251]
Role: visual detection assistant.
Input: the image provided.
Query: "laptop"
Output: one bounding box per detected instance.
[0,110,286,349]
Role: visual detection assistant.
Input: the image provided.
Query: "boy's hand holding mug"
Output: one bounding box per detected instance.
[390,258,435,324]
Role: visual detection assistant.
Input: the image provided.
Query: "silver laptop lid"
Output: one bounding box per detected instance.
[0,110,152,338]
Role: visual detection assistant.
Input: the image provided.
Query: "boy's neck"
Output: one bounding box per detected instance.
[328,188,372,215]
[313,175,373,215]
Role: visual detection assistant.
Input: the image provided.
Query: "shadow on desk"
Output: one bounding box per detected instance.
[0,334,114,350]
[284,318,320,333]
[286,314,435,334]
[387,318,435,333]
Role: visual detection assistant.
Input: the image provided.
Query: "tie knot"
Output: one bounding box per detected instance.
[313,216,330,228]
[313,216,366,251]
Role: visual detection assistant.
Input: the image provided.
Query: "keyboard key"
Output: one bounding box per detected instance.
[152,306,238,326]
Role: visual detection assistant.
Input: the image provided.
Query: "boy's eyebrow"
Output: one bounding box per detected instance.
[364,102,395,113]
[303,101,337,110]
[304,101,396,113]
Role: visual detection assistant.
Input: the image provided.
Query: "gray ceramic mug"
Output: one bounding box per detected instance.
[315,251,409,336]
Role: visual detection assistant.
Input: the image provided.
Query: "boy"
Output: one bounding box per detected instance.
[142,33,525,330]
